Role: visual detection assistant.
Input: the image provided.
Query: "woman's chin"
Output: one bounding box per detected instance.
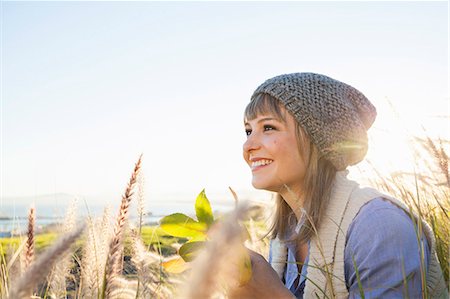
[251,181,275,192]
[251,181,265,190]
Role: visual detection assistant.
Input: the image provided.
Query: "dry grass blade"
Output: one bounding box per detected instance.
[229,186,239,208]
[82,216,100,298]
[6,239,26,274]
[1,240,27,299]
[8,224,85,299]
[415,136,450,187]
[430,137,449,187]
[438,138,449,181]
[107,277,138,299]
[82,208,112,298]
[137,171,146,235]
[49,199,78,298]
[131,229,170,298]
[24,207,35,269]
[103,154,142,298]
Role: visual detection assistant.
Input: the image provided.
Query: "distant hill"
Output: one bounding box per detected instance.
[0,193,113,218]
[1,193,77,206]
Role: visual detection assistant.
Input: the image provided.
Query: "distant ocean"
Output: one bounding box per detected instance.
[0,201,236,236]
[0,190,272,237]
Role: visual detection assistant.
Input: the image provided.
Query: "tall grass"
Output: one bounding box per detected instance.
[368,137,449,287]
[81,207,112,298]
[24,207,35,269]
[9,224,85,299]
[102,154,142,298]
[48,199,78,298]
[0,136,448,298]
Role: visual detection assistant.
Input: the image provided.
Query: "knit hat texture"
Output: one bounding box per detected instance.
[251,72,377,170]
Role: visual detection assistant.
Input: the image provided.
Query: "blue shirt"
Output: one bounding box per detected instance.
[270,198,430,298]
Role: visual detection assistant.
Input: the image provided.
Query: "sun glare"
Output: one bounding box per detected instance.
[352,95,449,189]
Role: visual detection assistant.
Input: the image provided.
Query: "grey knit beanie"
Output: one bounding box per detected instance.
[250,72,377,170]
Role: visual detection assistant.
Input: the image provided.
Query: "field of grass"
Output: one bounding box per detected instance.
[1,233,57,253]
[0,226,183,257]
[0,138,448,299]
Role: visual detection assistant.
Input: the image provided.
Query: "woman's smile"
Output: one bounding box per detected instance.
[250,158,274,171]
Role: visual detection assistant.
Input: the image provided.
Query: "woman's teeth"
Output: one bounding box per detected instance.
[252,159,273,167]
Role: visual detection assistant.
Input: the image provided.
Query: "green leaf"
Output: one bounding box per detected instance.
[179,241,205,262]
[195,189,214,226]
[160,213,207,239]
[162,257,190,274]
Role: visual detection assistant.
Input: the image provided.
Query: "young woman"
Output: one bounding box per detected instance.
[229,73,447,298]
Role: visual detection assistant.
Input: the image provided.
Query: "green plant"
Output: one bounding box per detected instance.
[159,190,211,272]
[159,189,252,284]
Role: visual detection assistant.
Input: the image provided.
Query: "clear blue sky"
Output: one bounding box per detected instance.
[1,1,448,205]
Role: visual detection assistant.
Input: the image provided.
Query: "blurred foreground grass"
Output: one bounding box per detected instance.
[1,136,448,298]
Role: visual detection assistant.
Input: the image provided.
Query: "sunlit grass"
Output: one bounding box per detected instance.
[1,136,448,298]
[0,233,57,253]
[371,138,449,286]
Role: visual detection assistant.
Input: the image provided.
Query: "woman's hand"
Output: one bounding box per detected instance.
[227,249,295,299]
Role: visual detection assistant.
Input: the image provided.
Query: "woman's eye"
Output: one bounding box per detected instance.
[245,129,252,136]
[264,125,276,131]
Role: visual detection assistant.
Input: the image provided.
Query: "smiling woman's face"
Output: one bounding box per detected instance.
[243,106,307,195]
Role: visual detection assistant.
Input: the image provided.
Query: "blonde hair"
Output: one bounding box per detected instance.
[244,93,337,243]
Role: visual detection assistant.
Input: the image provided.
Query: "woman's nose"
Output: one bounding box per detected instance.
[243,132,261,153]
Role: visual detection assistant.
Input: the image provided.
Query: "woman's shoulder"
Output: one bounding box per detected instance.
[344,199,430,297]
[347,197,419,242]
[353,197,411,221]
[344,197,430,266]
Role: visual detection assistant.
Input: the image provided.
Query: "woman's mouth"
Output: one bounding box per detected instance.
[251,159,273,171]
